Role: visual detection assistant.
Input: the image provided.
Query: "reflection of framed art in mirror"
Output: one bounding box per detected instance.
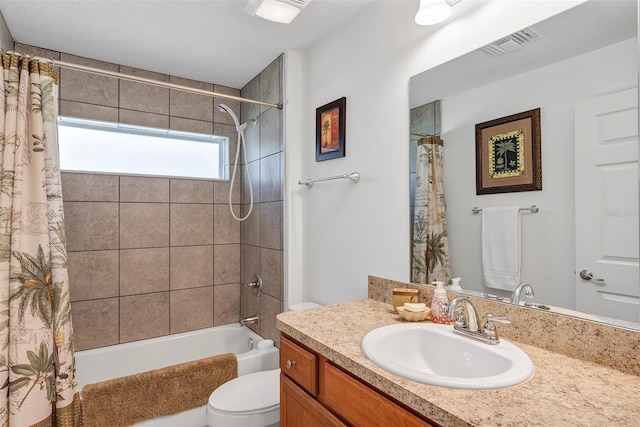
[475,108,542,194]
[316,97,346,161]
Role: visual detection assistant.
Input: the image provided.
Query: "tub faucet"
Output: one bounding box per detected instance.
[510,282,535,305]
[445,296,511,344]
[240,315,259,327]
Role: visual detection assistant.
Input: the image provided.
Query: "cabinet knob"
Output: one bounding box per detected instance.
[286,359,296,369]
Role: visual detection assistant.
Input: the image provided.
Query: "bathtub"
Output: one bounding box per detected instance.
[75,324,280,425]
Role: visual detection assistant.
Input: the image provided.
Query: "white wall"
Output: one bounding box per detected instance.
[0,12,13,50]
[442,38,637,309]
[289,0,585,305]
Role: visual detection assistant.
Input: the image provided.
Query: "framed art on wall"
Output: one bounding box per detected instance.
[475,108,542,195]
[316,97,346,161]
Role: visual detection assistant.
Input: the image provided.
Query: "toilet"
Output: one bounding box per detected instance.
[205,302,320,427]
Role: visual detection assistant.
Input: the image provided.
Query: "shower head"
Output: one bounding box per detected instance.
[218,103,241,129]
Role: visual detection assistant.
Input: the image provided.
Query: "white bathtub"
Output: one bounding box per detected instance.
[75,324,280,426]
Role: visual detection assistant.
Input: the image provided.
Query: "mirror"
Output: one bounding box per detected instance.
[409,0,640,330]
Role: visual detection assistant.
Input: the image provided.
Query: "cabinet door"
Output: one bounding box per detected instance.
[281,374,347,427]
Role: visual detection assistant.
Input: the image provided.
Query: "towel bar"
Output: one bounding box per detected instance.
[472,205,539,214]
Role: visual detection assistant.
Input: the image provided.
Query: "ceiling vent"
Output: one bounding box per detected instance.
[245,0,312,24]
[481,28,542,55]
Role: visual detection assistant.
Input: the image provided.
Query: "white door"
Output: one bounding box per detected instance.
[575,87,639,323]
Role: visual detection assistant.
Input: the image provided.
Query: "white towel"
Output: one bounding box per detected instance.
[482,207,521,291]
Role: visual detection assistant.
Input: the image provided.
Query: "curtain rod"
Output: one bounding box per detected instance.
[53,60,283,110]
[2,51,282,110]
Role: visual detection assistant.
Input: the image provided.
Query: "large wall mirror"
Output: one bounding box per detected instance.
[409,0,639,330]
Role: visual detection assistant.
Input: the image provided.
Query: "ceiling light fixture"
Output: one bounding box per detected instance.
[415,0,458,26]
[244,0,311,24]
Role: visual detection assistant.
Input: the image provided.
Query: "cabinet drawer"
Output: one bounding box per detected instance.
[280,335,318,395]
[320,360,435,427]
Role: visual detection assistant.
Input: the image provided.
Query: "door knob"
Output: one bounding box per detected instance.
[579,270,605,284]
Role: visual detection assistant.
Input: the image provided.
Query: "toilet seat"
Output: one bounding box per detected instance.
[206,368,280,426]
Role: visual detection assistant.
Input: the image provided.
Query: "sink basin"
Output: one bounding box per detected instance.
[361,323,534,390]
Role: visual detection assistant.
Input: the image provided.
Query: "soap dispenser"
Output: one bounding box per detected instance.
[449,277,462,291]
[430,281,450,324]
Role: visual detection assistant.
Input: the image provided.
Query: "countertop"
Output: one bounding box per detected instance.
[276,298,640,427]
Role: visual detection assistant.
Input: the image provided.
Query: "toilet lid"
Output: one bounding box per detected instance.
[208,368,280,415]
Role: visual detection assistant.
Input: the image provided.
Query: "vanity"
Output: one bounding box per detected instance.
[276,277,640,426]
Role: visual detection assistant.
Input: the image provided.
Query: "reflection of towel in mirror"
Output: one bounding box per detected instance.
[482,207,521,291]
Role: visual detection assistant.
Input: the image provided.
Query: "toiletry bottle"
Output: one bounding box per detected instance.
[431,281,450,324]
[449,277,462,291]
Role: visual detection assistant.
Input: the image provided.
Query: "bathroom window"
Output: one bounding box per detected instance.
[57,117,227,179]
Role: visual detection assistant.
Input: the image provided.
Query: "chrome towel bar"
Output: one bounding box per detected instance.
[472,205,539,214]
[299,172,360,189]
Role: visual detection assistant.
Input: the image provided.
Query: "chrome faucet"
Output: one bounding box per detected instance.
[510,282,535,305]
[446,296,511,345]
[240,315,259,326]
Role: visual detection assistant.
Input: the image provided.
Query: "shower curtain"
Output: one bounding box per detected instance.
[411,136,451,284]
[0,53,80,426]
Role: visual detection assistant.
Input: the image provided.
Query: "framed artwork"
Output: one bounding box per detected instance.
[475,108,542,195]
[316,97,346,161]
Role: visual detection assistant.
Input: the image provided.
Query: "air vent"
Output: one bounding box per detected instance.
[481,28,542,55]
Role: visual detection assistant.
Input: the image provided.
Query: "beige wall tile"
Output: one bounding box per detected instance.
[259,56,282,113]
[170,245,214,290]
[243,160,260,205]
[120,203,170,248]
[68,250,119,302]
[241,203,260,247]
[214,178,241,205]
[120,176,170,203]
[260,107,282,157]
[60,100,119,123]
[120,292,170,342]
[260,153,281,203]
[241,244,261,286]
[241,284,260,334]
[59,54,118,107]
[260,249,282,300]
[214,244,240,285]
[170,204,213,246]
[119,109,169,129]
[214,204,240,244]
[14,43,60,60]
[120,248,170,295]
[169,116,213,134]
[260,201,282,250]
[65,202,118,251]
[260,293,283,347]
[170,287,214,333]
[241,75,260,122]
[170,179,213,204]
[71,298,119,351]
[214,283,240,326]
[62,173,119,202]
[119,66,169,115]
[169,76,213,122]
[244,115,260,163]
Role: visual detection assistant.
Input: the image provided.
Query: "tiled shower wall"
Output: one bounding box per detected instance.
[14,42,284,350]
[239,56,285,347]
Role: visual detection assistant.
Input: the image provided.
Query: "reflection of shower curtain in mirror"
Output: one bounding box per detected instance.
[411,136,451,284]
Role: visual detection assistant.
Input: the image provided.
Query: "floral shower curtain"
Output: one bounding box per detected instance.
[0,53,80,426]
[411,136,451,284]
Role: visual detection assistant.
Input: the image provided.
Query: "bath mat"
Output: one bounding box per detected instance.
[81,352,237,427]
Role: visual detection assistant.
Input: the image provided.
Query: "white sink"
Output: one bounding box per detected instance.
[361,323,534,390]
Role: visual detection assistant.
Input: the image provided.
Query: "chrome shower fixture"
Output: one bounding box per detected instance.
[244,273,263,297]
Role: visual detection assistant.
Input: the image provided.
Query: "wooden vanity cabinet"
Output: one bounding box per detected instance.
[280,335,437,427]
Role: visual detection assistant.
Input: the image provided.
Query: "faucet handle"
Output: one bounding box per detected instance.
[483,313,511,343]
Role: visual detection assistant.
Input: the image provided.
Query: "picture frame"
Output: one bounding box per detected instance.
[316,97,346,161]
[475,108,542,195]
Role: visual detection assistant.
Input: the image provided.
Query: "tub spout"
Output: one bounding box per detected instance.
[240,315,259,326]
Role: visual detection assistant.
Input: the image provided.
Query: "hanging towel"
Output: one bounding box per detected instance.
[482,207,521,291]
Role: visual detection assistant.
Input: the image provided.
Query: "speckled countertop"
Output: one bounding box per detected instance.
[276,299,640,427]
